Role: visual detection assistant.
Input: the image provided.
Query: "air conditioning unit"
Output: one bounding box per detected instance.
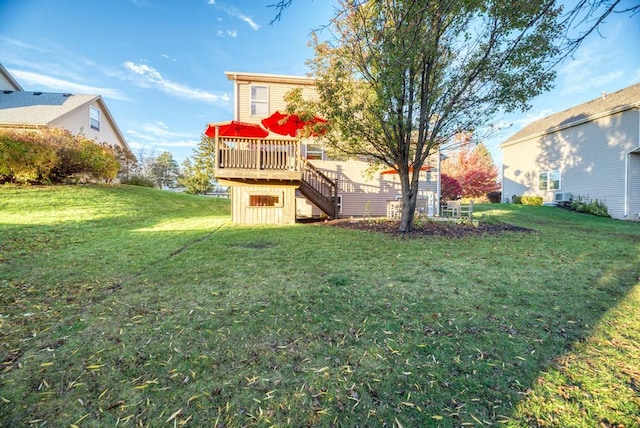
[554,192,572,202]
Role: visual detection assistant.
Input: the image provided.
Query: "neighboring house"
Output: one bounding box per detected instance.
[0,63,133,158]
[501,83,640,221]
[212,71,438,225]
[0,63,23,91]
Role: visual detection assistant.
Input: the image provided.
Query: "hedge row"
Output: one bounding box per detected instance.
[512,195,543,205]
[0,128,121,184]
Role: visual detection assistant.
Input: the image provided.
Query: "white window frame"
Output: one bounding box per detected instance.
[336,195,343,214]
[304,143,324,160]
[90,105,101,131]
[250,85,269,116]
[538,170,561,191]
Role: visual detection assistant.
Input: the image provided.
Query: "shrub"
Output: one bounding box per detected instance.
[512,195,522,204]
[122,175,157,188]
[521,196,543,206]
[0,128,121,184]
[0,130,57,183]
[570,195,610,217]
[487,191,501,203]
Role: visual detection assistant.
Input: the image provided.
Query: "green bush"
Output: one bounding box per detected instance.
[521,196,543,206]
[122,175,157,188]
[0,130,57,183]
[512,195,522,204]
[487,191,501,203]
[570,195,610,217]
[0,128,120,184]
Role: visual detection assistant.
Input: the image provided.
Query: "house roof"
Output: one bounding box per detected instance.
[501,82,640,147]
[0,90,133,156]
[225,71,315,86]
[0,91,99,126]
[0,64,23,91]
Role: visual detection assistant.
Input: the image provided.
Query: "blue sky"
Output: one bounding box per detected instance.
[1,0,639,165]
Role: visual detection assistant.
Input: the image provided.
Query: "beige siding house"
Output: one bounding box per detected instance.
[0,64,23,91]
[214,71,438,225]
[501,83,640,220]
[0,64,133,158]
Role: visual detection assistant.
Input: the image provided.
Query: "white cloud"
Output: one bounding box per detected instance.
[227,29,238,38]
[9,69,128,100]
[215,6,260,31]
[235,12,259,31]
[512,108,555,128]
[125,122,200,156]
[127,121,197,142]
[123,61,230,104]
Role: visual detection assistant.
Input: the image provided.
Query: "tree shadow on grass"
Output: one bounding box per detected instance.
[1,207,638,426]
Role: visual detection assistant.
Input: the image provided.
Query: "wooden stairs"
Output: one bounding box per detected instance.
[299,159,338,218]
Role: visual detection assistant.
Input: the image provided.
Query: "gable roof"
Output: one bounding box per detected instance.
[0,64,23,91]
[502,82,640,147]
[0,91,98,126]
[0,90,133,155]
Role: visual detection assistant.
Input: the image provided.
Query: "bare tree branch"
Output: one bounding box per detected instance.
[559,0,640,58]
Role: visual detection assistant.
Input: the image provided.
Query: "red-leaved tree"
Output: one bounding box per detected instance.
[440,173,463,202]
[442,143,500,198]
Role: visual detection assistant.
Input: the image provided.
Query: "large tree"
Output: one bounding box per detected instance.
[179,134,218,194]
[307,0,562,231]
[152,151,180,188]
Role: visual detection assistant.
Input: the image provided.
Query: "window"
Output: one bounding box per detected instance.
[305,143,324,160]
[538,170,560,191]
[249,193,282,207]
[90,106,101,131]
[336,195,342,214]
[250,85,268,116]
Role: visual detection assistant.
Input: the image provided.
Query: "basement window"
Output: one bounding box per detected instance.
[249,193,282,207]
[90,106,101,131]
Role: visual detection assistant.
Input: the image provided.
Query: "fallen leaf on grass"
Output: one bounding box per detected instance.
[166,408,182,423]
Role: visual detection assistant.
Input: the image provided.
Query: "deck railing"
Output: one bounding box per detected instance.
[216,138,300,171]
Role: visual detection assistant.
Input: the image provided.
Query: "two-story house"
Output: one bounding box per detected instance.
[210,71,438,225]
[501,82,640,220]
[0,63,133,160]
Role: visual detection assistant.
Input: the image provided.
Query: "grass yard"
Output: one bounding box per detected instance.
[1,185,638,427]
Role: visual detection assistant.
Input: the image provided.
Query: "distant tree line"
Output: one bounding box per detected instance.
[122,134,222,194]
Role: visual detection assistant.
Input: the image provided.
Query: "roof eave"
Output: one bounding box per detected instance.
[501,102,640,148]
[225,71,316,86]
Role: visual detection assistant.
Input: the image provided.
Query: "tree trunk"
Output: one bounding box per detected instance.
[398,186,418,232]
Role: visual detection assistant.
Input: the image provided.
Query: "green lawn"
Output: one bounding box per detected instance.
[1,185,638,427]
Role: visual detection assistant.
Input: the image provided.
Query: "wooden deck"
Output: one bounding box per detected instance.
[212,136,338,219]
[213,137,302,181]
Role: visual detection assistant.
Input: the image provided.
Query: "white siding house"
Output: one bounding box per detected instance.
[220,71,438,223]
[501,83,640,220]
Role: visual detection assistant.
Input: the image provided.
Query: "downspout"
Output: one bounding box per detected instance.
[625,105,640,218]
[233,74,239,121]
[624,150,629,218]
[436,147,442,216]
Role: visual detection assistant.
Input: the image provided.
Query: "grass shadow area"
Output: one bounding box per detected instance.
[1,190,638,426]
